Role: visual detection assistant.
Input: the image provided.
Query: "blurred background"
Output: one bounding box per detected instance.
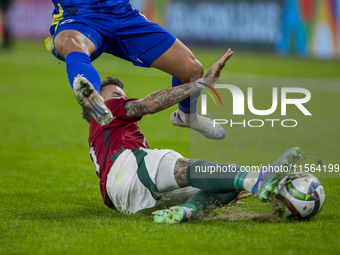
[0,2,339,253]
[1,0,340,59]
[0,0,339,167]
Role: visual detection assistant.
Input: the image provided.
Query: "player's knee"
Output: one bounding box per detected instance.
[179,59,204,83]
[58,37,85,58]
[193,60,204,79]
[54,35,90,59]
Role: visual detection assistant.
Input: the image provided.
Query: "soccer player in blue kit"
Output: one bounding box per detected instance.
[45,0,225,140]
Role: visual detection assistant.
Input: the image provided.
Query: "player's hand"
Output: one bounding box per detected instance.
[227,191,252,206]
[203,49,233,85]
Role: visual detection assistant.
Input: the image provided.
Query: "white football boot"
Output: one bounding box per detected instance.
[73,75,114,126]
[170,110,226,140]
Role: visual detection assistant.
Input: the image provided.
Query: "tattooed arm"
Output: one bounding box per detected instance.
[123,49,233,118]
[123,82,200,118]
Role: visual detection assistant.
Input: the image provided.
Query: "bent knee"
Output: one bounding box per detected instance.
[54,31,95,59]
[178,58,204,83]
[55,37,87,59]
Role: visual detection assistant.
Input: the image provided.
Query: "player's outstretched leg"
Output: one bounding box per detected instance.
[151,40,227,140]
[251,147,301,202]
[154,191,239,224]
[153,147,301,224]
[73,75,114,126]
[170,110,226,140]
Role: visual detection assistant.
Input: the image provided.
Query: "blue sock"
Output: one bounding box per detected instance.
[172,76,201,114]
[65,52,101,92]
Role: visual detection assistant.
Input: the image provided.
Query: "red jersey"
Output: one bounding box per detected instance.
[88,97,149,208]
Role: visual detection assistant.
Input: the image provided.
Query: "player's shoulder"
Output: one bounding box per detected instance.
[105,97,139,117]
[106,97,142,123]
[105,97,138,105]
[106,97,127,103]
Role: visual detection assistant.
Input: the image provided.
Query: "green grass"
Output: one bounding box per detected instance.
[0,41,340,255]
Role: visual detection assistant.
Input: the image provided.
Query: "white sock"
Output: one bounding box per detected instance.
[243,172,260,192]
[182,206,192,219]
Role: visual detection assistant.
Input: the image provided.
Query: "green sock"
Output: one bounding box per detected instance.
[182,202,199,215]
[186,160,249,193]
[183,190,239,216]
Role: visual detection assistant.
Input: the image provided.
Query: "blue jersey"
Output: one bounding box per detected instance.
[45,0,176,68]
[51,0,133,15]
[50,0,133,35]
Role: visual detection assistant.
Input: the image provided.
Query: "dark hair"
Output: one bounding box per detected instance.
[81,76,125,124]
[100,76,124,91]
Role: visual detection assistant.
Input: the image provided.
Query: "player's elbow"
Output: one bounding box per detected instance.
[142,104,159,115]
[139,100,161,116]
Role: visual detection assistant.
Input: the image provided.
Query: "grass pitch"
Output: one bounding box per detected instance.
[0,41,339,255]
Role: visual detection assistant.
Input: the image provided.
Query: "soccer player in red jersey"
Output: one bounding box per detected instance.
[81,50,301,224]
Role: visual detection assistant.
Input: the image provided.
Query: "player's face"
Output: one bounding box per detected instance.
[101,85,127,101]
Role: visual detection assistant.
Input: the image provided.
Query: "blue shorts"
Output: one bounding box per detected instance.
[49,10,176,67]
